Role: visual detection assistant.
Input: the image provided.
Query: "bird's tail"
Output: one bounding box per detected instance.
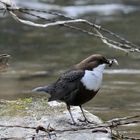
[32,86,47,92]
[32,85,54,94]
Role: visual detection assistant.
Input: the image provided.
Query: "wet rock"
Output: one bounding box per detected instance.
[0,101,111,140]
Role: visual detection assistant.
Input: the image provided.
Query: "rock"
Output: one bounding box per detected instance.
[0,101,111,140]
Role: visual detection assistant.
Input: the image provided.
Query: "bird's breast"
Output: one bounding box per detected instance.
[80,70,103,91]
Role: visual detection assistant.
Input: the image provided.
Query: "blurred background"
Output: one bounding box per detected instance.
[0,0,140,138]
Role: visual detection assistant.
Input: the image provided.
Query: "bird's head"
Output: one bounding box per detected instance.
[75,54,118,70]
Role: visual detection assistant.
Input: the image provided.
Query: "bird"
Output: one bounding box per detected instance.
[32,54,118,125]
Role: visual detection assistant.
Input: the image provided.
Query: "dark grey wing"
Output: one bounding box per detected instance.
[49,70,85,102]
[60,70,85,82]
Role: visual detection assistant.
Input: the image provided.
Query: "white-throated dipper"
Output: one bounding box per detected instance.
[33,54,118,124]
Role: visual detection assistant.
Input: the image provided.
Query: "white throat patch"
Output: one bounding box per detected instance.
[81,64,106,91]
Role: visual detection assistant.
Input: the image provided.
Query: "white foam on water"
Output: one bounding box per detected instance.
[105,69,140,74]
[63,4,137,17]
[13,1,138,18]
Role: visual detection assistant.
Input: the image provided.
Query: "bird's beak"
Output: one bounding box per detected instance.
[108,59,119,67]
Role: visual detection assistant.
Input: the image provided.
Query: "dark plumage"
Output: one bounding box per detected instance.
[33,54,118,124]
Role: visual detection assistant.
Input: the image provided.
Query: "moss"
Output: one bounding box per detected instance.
[0,97,33,116]
[0,97,66,117]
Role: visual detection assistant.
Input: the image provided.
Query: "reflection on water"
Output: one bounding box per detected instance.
[63,4,137,17]
[14,1,139,17]
[0,0,140,138]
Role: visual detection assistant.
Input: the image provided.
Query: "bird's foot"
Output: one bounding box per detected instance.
[68,121,76,125]
[78,118,96,125]
[68,121,82,126]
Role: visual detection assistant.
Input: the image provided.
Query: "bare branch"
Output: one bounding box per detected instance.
[0,54,10,72]
[9,11,86,28]
[0,115,139,139]
[94,28,128,52]
[0,0,140,53]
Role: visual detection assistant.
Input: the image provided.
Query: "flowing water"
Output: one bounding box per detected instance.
[0,0,140,138]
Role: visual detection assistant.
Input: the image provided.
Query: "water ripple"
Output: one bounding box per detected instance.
[14,0,138,17]
[105,69,140,74]
[63,4,137,17]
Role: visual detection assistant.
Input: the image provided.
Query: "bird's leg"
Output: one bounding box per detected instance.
[66,104,76,125]
[78,105,88,122]
[78,105,96,124]
[80,105,87,120]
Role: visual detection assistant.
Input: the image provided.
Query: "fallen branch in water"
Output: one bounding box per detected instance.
[0,0,140,53]
[0,54,10,72]
[0,115,139,139]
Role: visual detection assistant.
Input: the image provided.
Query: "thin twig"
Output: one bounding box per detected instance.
[107,115,140,123]
[0,124,36,130]
[0,116,139,133]
[0,115,139,140]
[8,6,140,49]
[0,0,140,53]
[7,7,133,53]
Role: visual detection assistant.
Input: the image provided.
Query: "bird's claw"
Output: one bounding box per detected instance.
[67,121,82,126]
[78,118,96,125]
